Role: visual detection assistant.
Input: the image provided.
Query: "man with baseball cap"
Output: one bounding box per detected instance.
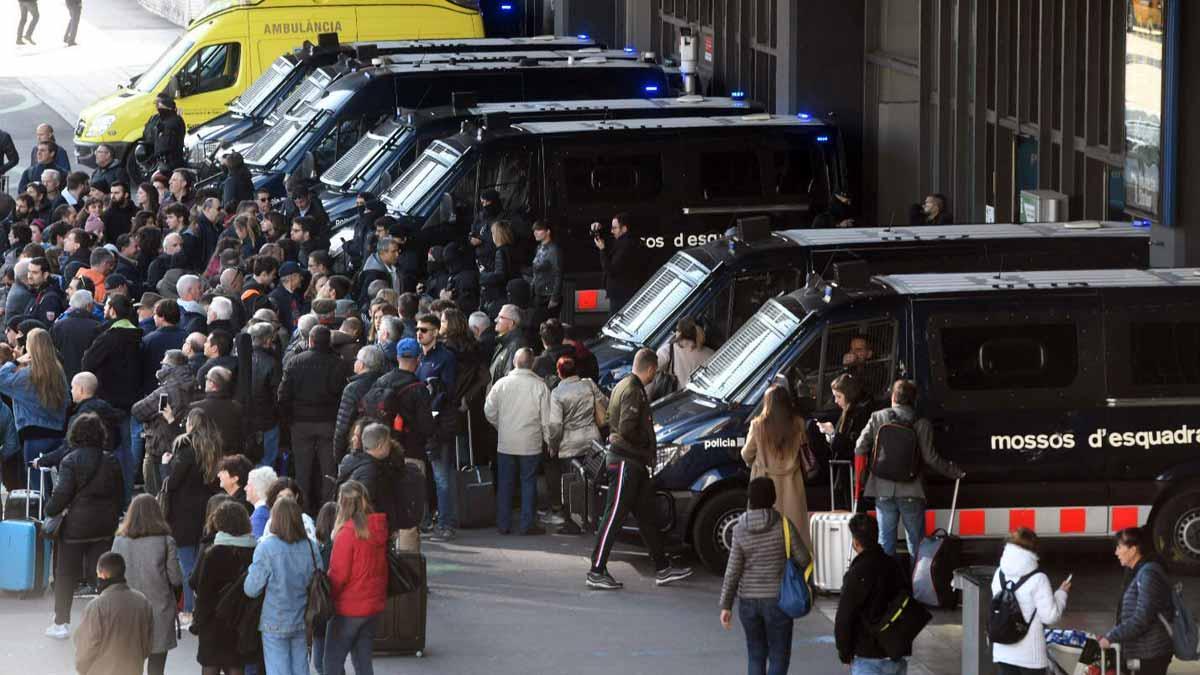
[360,338,434,460]
[269,261,303,334]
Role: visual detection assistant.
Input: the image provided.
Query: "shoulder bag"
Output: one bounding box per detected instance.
[43,459,97,539]
[777,516,815,618]
[304,539,333,646]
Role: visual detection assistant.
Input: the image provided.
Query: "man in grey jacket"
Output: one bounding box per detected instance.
[854,379,964,558]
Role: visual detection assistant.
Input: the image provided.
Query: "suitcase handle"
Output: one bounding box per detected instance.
[947,478,960,535]
[23,463,51,521]
[829,459,856,513]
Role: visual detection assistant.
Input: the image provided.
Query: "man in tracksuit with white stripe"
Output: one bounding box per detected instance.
[587,348,693,590]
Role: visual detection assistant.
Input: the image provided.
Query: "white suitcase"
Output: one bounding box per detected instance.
[809,460,857,593]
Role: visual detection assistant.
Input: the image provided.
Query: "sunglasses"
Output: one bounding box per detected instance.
[416,327,434,334]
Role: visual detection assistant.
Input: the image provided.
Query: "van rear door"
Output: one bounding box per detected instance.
[916,293,1108,538]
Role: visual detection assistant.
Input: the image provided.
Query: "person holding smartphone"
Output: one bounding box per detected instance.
[817,374,875,508]
[990,527,1070,674]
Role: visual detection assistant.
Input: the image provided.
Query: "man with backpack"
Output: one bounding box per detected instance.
[854,379,964,557]
[835,513,916,674]
[988,527,1070,674]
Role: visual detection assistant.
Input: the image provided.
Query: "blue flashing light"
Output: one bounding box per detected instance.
[1132,218,1152,229]
[577,34,590,40]
[644,85,660,93]
[499,2,513,9]
[730,90,746,99]
[797,112,811,120]
[624,46,636,53]
[816,135,830,142]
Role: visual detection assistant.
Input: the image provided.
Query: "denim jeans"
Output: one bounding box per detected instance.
[994,664,1047,675]
[852,657,908,674]
[428,441,458,529]
[737,597,794,675]
[262,631,308,675]
[322,613,378,675]
[875,496,925,557]
[177,544,198,612]
[129,417,144,474]
[496,452,539,533]
[25,436,61,493]
[261,426,279,470]
[311,617,329,675]
[113,416,133,507]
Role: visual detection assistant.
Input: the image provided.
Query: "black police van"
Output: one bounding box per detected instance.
[320,95,763,238]
[376,114,847,326]
[638,266,1200,574]
[592,221,1151,390]
[241,58,670,197]
[185,35,606,175]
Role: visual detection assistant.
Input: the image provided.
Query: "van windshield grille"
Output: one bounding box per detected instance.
[689,299,802,401]
[321,121,403,190]
[267,69,332,125]
[382,142,462,215]
[602,252,710,344]
[232,57,293,116]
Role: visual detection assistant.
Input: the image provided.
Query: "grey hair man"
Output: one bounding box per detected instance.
[333,345,389,460]
[484,345,552,536]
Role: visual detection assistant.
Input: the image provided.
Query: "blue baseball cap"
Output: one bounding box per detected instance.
[396,338,421,359]
[279,261,302,278]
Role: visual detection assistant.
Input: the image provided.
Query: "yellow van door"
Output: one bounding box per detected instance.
[355,5,483,42]
[173,38,250,128]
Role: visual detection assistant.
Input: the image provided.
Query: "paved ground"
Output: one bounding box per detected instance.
[3,528,1200,675]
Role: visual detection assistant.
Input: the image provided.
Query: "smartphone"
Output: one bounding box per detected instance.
[157,392,169,412]
[1065,574,1073,584]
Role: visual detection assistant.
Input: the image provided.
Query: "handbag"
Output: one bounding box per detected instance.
[870,591,933,659]
[303,539,333,646]
[42,460,97,539]
[647,343,678,400]
[386,545,421,596]
[156,475,171,522]
[777,516,814,618]
[162,536,182,638]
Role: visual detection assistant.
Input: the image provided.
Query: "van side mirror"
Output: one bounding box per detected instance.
[166,75,182,98]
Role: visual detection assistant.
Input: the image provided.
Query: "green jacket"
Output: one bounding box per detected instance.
[607,374,656,468]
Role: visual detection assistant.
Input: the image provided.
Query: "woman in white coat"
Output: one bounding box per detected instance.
[990,528,1072,674]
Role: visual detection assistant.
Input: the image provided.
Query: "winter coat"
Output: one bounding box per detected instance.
[131,363,196,459]
[189,391,244,455]
[28,281,67,324]
[249,346,282,430]
[195,354,237,393]
[140,325,187,394]
[277,346,349,424]
[243,535,323,635]
[599,234,643,304]
[336,451,420,533]
[531,240,562,303]
[606,373,655,468]
[854,404,963,499]
[742,417,814,553]
[826,397,875,462]
[443,243,480,313]
[485,368,550,456]
[0,361,69,432]
[51,308,101,380]
[479,244,516,311]
[73,582,154,675]
[361,368,434,455]
[163,438,219,546]
[4,281,34,319]
[81,319,144,410]
[189,533,257,666]
[222,164,254,209]
[44,445,123,541]
[149,109,186,171]
[655,339,714,390]
[334,370,383,460]
[328,513,389,617]
[488,329,527,390]
[546,376,607,459]
[1105,556,1175,661]
[990,543,1068,669]
[835,543,912,663]
[111,534,184,654]
[719,508,810,610]
[532,344,574,383]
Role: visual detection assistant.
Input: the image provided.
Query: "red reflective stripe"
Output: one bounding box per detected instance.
[1060,508,1087,533]
[1009,509,1036,533]
[576,290,600,311]
[959,510,986,536]
[1111,506,1140,532]
[924,510,936,536]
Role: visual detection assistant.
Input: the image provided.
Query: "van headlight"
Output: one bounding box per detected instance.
[85,115,116,137]
[653,444,689,475]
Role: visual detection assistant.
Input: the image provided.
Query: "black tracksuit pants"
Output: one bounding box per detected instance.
[590,457,668,573]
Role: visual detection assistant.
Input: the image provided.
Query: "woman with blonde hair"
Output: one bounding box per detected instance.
[653,317,714,398]
[740,385,814,551]
[161,407,222,626]
[0,327,69,490]
[480,220,517,316]
[324,480,388,675]
[112,494,184,675]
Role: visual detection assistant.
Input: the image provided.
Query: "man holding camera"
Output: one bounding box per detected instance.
[591,212,644,318]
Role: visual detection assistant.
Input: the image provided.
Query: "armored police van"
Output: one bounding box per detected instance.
[320,95,763,236]
[242,58,671,196]
[185,35,605,175]
[592,221,1151,390]
[377,114,847,326]
[640,267,1200,574]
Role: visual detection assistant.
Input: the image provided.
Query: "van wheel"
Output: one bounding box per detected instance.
[1152,488,1200,575]
[691,488,746,574]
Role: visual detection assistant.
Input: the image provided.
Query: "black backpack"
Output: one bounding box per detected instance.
[870,412,922,481]
[988,570,1041,644]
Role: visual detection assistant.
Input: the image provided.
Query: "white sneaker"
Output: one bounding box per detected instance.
[541,511,566,525]
[44,623,69,639]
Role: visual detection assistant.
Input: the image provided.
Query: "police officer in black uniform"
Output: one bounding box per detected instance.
[140,94,186,175]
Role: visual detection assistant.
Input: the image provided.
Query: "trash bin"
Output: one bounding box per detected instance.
[953,565,998,675]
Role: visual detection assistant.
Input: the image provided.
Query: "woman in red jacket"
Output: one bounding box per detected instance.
[323,480,388,675]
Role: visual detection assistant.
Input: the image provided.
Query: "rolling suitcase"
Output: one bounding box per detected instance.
[809,460,857,593]
[456,412,495,528]
[912,478,962,609]
[373,551,427,656]
[0,467,53,595]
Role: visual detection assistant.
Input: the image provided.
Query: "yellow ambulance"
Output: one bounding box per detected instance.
[73,0,483,172]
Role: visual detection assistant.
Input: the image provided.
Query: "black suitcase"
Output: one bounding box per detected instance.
[373,552,427,656]
[455,413,495,528]
[3,489,42,521]
[912,479,962,609]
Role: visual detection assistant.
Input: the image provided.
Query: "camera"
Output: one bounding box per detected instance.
[589,222,603,237]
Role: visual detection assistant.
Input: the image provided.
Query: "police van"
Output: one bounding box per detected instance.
[592,222,1151,390]
[321,95,763,238]
[377,114,846,326]
[242,58,671,197]
[640,267,1200,574]
[185,35,605,176]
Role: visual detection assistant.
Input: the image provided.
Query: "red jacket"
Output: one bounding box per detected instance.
[328,512,388,617]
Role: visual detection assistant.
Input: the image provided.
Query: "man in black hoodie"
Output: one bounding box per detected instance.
[532,319,573,385]
[835,514,914,671]
[441,242,479,314]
